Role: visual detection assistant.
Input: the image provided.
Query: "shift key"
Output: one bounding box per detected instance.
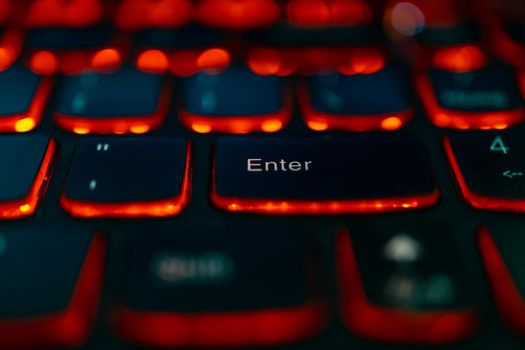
[212,134,440,214]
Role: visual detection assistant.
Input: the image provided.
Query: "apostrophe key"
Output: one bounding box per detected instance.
[415,61,524,130]
[61,137,191,218]
[133,26,229,75]
[113,228,326,348]
[0,63,53,133]
[54,66,170,134]
[25,26,127,75]
[180,64,291,134]
[0,136,55,219]
[0,228,105,349]
[298,63,412,132]
[212,134,439,214]
[444,131,525,212]
[337,225,480,344]
[478,225,525,336]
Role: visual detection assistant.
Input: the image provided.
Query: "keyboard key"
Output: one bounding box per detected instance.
[194,0,280,29]
[61,137,191,218]
[0,64,53,133]
[133,26,229,75]
[113,227,326,348]
[25,26,127,75]
[25,0,104,27]
[0,227,105,349]
[299,64,412,132]
[444,131,525,212]
[54,66,170,134]
[415,62,524,129]
[212,134,439,214]
[180,64,291,134]
[478,226,525,336]
[286,0,373,27]
[115,0,192,30]
[0,136,55,219]
[337,226,480,344]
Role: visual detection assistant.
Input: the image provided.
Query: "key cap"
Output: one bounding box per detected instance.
[180,64,291,134]
[24,0,104,27]
[0,136,55,219]
[133,26,229,75]
[415,62,524,129]
[337,225,480,344]
[212,134,439,214]
[115,0,192,30]
[0,63,53,133]
[54,66,170,134]
[113,227,326,348]
[25,26,126,75]
[299,64,412,132]
[0,227,105,349]
[478,225,525,336]
[286,0,373,27]
[61,137,191,218]
[194,0,280,29]
[444,131,525,212]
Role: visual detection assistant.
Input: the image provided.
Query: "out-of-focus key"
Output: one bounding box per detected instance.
[24,0,104,27]
[54,66,170,134]
[478,225,525,336]
[115,0,192,30]
[61,137,191,218]
[337,225,480,344]
[415,62,524,129]
[113,227,326,348]
[0,63,53,133]
[194,0,280,29]
[212,134,439,214]
[0,228,105,349]
[286,0,373,27]
[180,64,291,134]
[0,136,55,219]
[25,26,127,75]
[299,64,412,132]
[444,131,525,212]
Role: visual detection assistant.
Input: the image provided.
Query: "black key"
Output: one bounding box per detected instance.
[0,63,53,133]
[415,62,524,129]
[61,137,191,218]
[299,65,412,132]
[478,225,525,336]
[113,227,326,348]
[0,135,55,219]
[0,227,105,349]
[337,224,480,344]
[54,66,170,134]
[444,130,525,212]
[212,134,439,214]
[180,64,290,134]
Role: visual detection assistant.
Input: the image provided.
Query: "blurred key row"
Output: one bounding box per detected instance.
[0,224,523,349]
[1,61,525,135]
[4,131,525,219]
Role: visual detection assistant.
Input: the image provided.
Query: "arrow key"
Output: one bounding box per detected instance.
[444,130,525,212]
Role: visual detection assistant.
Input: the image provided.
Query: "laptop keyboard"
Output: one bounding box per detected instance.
[0,0,525,349]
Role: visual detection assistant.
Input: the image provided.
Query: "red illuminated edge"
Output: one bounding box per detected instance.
[60,142,192,218]
[54,80,171,135]
[336,229,480,344]
[414,70,524,129]
[477,227,525,335]
[0,76,53,133]
[0,233,105,348]
[443,135,525,212]
[0,138,56,219]
[179,88,292,134]
[113,299,326,348]
[297,82,412,132]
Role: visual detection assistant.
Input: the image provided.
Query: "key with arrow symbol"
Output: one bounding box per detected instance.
[503,169,523,179]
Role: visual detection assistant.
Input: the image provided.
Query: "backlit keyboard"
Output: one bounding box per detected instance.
[1,0,525,349]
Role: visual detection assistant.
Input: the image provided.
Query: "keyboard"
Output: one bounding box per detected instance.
[1,0,525,349]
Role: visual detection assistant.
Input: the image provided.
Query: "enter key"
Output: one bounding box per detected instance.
[212,134,439,214]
